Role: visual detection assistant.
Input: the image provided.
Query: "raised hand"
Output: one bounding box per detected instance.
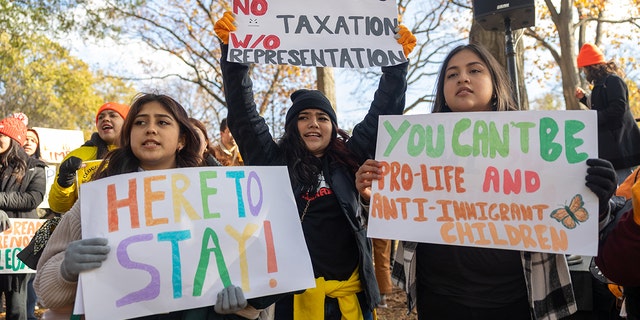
[214,11,237,45]
[57,156,83,188]
[395,25,417,57]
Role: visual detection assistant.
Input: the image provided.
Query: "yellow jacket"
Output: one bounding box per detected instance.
[48,135,116,214]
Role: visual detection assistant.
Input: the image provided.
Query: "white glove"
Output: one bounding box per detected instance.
[0,210,10,232]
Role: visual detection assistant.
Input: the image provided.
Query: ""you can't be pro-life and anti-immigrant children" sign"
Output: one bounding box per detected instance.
[368,110,600,256]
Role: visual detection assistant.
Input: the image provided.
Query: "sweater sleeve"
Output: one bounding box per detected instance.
[34,201,83,309]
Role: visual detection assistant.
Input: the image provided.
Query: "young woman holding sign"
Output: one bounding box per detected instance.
[34,93,265,320]
[0,115,46,320]
[214,10,415,320]
[355,43,619,320]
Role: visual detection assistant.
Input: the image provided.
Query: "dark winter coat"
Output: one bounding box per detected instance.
[581,74,640,170]
[0,155,46,292]
[219,43,408,313]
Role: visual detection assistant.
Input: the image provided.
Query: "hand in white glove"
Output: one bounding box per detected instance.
[60,238,110,282]
[0,210,10,232]
[214,285,248,314]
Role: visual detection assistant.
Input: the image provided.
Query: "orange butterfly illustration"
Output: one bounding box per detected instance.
[550,194,589,229]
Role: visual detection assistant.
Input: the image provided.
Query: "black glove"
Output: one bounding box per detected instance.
[57,156,83,188]
[585,158,617,214]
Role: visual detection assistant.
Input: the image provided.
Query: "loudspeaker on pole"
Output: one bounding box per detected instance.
[473,0,535,31]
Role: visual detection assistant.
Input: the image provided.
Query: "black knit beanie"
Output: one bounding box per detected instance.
[285,89,337,127]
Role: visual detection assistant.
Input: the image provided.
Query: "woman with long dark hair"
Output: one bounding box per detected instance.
[215,11,414,319]
[35,93,256,320]
[356,43,618,320]
[0,116,46,320]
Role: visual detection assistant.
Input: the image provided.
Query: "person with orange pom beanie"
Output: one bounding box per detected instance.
[574,43,640,184]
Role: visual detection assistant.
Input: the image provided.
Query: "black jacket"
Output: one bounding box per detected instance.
[0,156,46,291]
[581,74,640,169]
[220,43,408,312]
[0,157,47,219]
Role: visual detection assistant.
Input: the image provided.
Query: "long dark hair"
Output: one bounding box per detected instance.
[0,141,28,184]
[278,119,359,193]
[189,117,219,166]
[93,93,201,179]
[432,43,517,113]
[583,61,625,83]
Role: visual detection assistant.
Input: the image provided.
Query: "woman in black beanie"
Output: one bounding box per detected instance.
[215,11,414,320]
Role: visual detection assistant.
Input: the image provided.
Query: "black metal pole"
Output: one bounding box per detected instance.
[504,17,520,108]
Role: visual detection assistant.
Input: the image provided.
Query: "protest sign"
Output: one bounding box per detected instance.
[228,0,405,68]
[78,166,314,319]
[33,127,85,164]
[0,219,45,273]
[77,160,103,187]
[367,110,599,256]
[33,127,85,209]
[38,166,57,209]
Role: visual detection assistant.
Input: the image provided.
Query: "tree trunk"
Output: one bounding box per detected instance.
[316,67,337,112]
[555,0,580,110]
[470,20,529,110]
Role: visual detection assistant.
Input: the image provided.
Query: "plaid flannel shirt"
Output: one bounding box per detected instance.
[391,241,577,320]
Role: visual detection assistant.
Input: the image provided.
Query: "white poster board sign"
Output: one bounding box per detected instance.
[0,218,45,273]
[32,127,85,164]
[228,0,405,67]
[32,127,85,209]
[79,166,314,319]
[38,166,57,209]
[368,110,600,256]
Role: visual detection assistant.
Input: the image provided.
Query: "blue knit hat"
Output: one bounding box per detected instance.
[285,89,337,127]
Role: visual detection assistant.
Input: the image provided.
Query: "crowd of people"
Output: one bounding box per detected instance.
[0,8,634,320]
[2,102,252,319]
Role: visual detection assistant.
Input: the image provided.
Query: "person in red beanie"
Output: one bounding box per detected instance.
[0,115,46,320]
[48,102,130,214]
[575,43,640,184]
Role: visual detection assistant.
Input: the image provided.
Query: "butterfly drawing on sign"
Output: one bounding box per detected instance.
[550,194,589,229]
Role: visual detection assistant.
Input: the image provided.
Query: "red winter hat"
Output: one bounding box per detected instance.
[577,43,605,68]
[95,102,130,125]
[0,117,28,146]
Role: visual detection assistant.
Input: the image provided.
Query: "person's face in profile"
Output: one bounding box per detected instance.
[221,127,236,148]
